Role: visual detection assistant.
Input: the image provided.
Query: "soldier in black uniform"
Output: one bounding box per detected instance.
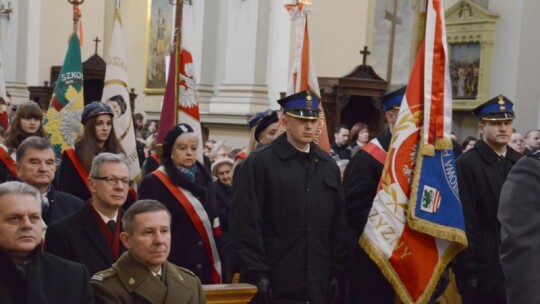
[231,90,348,304]
[342,87,405,304]
[499,149,540,304]
[454,95,522,304]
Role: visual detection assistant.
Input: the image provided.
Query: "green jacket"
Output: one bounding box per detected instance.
[91,252,206,304]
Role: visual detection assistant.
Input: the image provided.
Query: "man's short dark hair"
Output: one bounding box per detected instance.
[16,136,53,161]
[134,113,144,121]
[334,124,349,134]
[122,199,171,234]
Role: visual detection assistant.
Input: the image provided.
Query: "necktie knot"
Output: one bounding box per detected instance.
[107,220,115,232]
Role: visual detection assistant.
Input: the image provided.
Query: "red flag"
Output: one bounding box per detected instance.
[359,1,467,303]
[284,3,330,153]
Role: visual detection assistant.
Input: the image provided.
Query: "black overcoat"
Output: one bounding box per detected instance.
[44,203,126,275]
[230,133,348,304]
[499,150,540,304]
[342,129,394,303]
[137,162,222,284]
[0,247,94,304]
[454,139,521,303]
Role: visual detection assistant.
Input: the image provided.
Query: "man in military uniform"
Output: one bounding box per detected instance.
[91,199,205,304]
[454,95,522,304]
[499,148,540,304]
[231,90,348,304]
[342,87,405,304]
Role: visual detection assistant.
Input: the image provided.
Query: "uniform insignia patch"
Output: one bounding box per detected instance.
[91,275,103,281]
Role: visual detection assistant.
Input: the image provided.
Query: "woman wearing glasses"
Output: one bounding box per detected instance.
[58,101,126,202]
[0,101,48,183]
[138,123,223,284]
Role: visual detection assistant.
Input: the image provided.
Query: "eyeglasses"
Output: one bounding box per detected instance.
[91,176,134,187]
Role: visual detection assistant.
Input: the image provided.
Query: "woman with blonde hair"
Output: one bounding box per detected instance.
[0,101,47,182]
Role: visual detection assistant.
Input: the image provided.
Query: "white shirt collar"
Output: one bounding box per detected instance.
[95,208,118,224]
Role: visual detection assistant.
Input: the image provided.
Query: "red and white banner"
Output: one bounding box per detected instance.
[359,1,467,303]
[284,3,330,153]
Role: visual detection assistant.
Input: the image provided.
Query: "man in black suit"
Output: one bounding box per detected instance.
[0,181,94,303]
[15,137,84,225]
[45,152,131,275]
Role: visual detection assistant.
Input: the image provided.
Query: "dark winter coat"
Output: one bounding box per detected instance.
[230,133,348,304]
[137,161,222,284]
[342,128,395,303]
[454,139,521,303]
[0,246,94,304]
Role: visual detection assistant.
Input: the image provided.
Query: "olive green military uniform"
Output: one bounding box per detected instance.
[91,252,206,304]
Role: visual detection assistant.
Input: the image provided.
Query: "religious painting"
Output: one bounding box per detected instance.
[449,43,481,99]
[145,0,175,94]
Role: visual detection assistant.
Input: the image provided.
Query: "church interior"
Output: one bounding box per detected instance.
[1,0,539,148]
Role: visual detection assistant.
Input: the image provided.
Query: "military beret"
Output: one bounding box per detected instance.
[248,110,279,142]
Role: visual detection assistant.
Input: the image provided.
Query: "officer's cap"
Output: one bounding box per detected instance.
[381,86,406,113]
[277,90,320,120]
[473,95,515,121]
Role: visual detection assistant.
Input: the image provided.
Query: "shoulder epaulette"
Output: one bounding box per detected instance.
[178,266,196,277]
[91,268,117,282]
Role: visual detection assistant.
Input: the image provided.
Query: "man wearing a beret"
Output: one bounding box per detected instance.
[453,95,522,304]
[231,90,348,304]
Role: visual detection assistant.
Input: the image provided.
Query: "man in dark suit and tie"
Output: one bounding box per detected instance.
[45,152,131,275]
[15,136,84,225]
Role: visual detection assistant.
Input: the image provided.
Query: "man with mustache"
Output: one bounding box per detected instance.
[45,153,131,275]
[231,90,348,304]
[453,95,522,303]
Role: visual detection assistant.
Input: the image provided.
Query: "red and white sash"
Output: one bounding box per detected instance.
[362,138,387,165]
[153,168,222,283]
[0,145,17,179]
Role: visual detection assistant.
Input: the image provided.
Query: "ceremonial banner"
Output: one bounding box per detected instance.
[284,3,330,153]
[45,34,84,157]
[0,51,9,129]
[101,9,141,181]
[360,1,467,303]
[156,7,203,163]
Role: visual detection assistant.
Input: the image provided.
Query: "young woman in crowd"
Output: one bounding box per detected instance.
[349,122,369,158]
[0,101,47,182]
[138,123,223,284]
[58,101,126,202]
[234,109,279,172]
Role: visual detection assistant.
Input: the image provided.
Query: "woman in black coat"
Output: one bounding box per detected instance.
[138,123,223,284]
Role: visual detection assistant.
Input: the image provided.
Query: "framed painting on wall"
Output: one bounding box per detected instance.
[144,0,175,94]
[449,42,481,100]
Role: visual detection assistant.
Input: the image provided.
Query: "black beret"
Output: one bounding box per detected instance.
[81,101,114,124]
[248,110,279,142]
[162,123,195,157]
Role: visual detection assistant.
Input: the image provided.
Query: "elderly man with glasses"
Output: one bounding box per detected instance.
[45,153,132,275]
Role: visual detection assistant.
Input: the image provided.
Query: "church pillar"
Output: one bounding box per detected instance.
[208,0,271,115]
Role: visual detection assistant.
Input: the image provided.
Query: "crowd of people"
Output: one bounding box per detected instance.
[0,87,539,304]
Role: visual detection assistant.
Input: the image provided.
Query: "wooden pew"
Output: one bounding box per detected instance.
[203,283,257,304]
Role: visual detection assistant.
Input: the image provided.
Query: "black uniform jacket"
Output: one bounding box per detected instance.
[138,162,222,285]
[91,252,205,304]
[342,129,395,303]
[0,246,94,304]
[499,149,540,304]
[230,133,348,304]
[42,187,85,225]
[44,202,126,276]
[454,139,521,301]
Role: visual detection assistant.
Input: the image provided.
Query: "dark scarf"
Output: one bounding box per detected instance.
[162,157,210,199]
